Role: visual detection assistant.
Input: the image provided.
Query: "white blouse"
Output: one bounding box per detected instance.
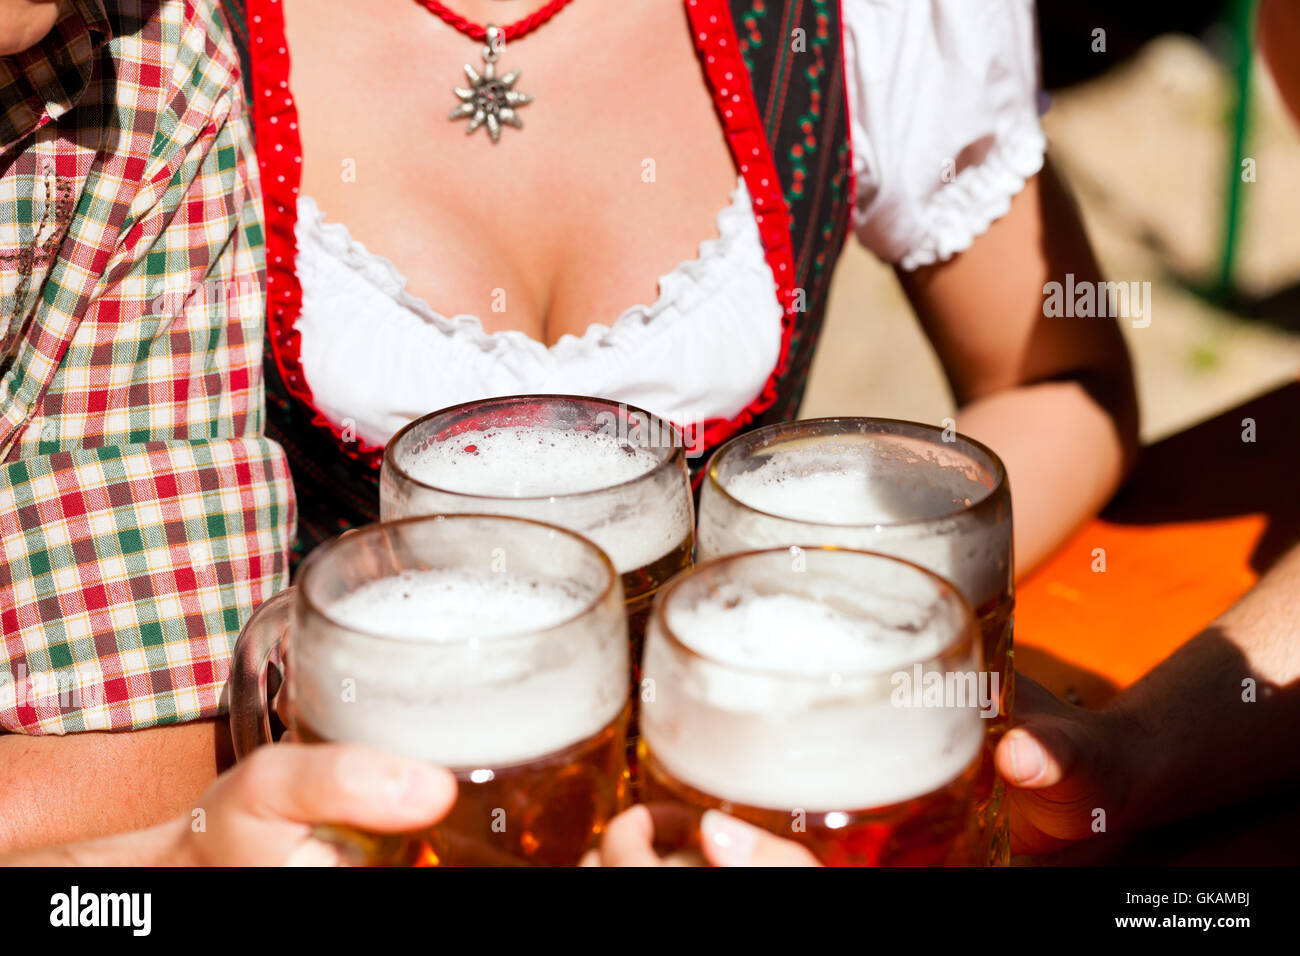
[295,0,1047,449]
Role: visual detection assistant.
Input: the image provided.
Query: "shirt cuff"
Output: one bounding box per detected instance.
[0,436,294,735]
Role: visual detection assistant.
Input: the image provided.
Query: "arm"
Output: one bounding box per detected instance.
[2,743,456,866]
[897,161,1140,575]
[5,817,182,867]
[0,721,232,853]
[999,541,1300,852]
[1111,541,1300,829]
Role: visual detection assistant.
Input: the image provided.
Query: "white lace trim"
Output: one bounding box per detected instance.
[296,175,760,361]
[897,122,1048,271]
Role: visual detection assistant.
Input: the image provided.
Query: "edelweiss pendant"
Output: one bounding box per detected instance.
[449,25,532,144]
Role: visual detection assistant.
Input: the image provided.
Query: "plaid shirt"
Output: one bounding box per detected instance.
[0,0,293,735]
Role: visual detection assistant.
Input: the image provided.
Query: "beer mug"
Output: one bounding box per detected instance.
[229,514,629,866]
[381,395,695,666]
[696,418,1013,864]
[639,546,989,866]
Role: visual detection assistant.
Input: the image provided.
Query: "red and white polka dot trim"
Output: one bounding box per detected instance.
[685,0,801,456]
[249,0,385,465]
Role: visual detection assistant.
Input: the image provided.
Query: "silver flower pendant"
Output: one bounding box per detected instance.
[448,25,532,144]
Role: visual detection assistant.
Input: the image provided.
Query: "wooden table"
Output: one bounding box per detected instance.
[1014,379,1300,863]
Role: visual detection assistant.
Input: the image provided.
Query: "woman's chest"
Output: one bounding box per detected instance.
[285,0,739,345]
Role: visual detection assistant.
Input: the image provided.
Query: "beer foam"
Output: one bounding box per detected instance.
[642,589,983,812]
[403,428,661,498]
[324,568,584,640]
[725,468,963,525]
[707,455,1010,607]
[293,569,627,768]
[668,591,952,676]
[394,427,694,575]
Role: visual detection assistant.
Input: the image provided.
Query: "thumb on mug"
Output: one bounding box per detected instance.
[996,723,1079,789]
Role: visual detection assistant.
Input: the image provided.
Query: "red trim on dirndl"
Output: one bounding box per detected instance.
[837,0,857,229]
[683,0,800,453]
[248,0,386,466]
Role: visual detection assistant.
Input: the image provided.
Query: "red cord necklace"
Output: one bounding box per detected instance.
[413,0,577,143]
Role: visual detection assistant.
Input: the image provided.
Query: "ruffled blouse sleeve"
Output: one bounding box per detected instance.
[843,0,1048,270]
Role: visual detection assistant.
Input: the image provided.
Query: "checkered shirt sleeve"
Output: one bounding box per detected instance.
[0,0,294,734]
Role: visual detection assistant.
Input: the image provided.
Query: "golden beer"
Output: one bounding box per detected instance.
[974,590,1014,859]
[640,746,984,867]
[697,419,1014,864]
[640,546,988,867]
[622,535,693,664]
[298,708,629,867]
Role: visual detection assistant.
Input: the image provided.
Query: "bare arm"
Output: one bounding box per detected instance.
[1000,542,1300,852]
[0,719,232,853]
[897,161,1140,574]
[2,743,457,867]
[3,820,182,867]
[1111,542,1300,829]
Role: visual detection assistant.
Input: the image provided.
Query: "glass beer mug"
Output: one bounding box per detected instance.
[229,514,630,866]
[640,546,990,866]
[381,394,695,659]
[697,418,1014,864]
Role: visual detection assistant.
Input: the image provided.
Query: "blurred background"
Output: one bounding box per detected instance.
[803,0,1300,443]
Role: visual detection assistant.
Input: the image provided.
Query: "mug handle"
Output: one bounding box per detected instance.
[229,588,293,758]
[229,588,419,864]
